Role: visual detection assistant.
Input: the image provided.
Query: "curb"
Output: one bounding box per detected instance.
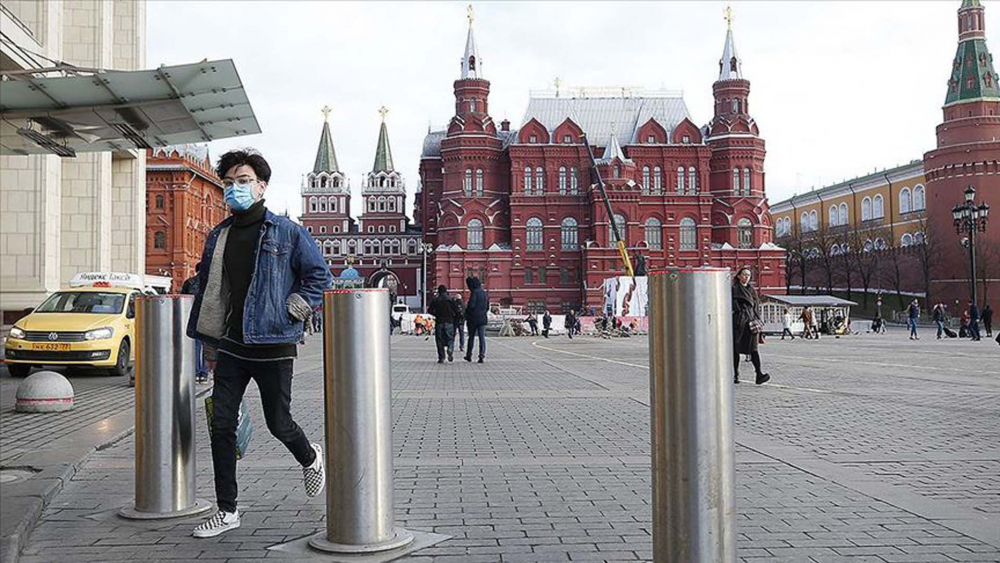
[0,384,213,563]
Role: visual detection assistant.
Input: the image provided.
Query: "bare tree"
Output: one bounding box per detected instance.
[811,225,838,294]
[879,233,908,312]
[913,216,944,306]
[833,229,857,302]
[974,237,1000,306]
[848,226,885,310]
[785,231,809,294]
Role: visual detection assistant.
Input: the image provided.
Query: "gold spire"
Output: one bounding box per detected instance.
[321,105,331,122]
[378,106,389,122]
[467,4,474,27]
[724,5,733,30]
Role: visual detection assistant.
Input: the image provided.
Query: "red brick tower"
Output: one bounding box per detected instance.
[359,108,408,238]
[301,107,352,237]
[924,0,1000,309]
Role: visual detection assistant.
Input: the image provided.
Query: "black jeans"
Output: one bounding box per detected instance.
[210,354,315,512]
[435,323,456,360]
[466,323,487,359]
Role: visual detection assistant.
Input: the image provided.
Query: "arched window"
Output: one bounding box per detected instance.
[476,168,484,196]
[320,226,327,234]
[743,168,751,195]
[874,237,887,251]
[561,217,578,250]
[330,196,338,213]
[642,167,651,194]
[900,187,911,214]
[523,167,532,194]
[408,240,417,254]
[387,197,395,212]
[677,167,685,193]
[333,241,341,255]
[737,218,753,249]
[645,218,662,250]
[570,167,579,194]
[914,231,925,245]
[653,167,662,193]
[153,231,166,249]
[464,168,473,196]
[368,198,376,213]
[613,165,620,179]
[839,203,848,225]
[309,196,318,213]
[862,197,872,221]
[809,210,818,232]
[318,198,327,213]
[913,185,926,210]
[901,233,913,247]
[526,217,543,251]
[829,206,839,227]
[559,166,568,195]
[800,212,810,231]
[688,167,698,194]
[609,213,627,246]
[679,218,697,251]
[535,167,545,194]
[732,168,740,194]
[378,196,387,212]
[831,244,841,256]
[467,219,483,250]
[873,195,884,219]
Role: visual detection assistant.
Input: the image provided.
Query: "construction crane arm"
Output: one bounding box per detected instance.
[581,133,634,277]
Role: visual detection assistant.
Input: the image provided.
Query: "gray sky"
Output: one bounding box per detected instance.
[148,1,969,219]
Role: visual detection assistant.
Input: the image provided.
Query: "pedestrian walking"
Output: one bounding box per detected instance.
[732,266,770,385]
[181,264,211,384]
[907,299,920,340]
[453,295,466,352]
[780,308,795,340]
[187,149,331,539]
[982,304,993,337]
[968,301,982,341]
[428,286,460,362]
[542,310,552,338]
[526,314,539,336]
[565,310,576,339]
[464,276,488,363]
[932,304,946,339]
[801,306,814,339]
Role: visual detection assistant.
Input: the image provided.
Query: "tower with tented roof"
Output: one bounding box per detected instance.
[301,107,351,235]
[359,107,408,238]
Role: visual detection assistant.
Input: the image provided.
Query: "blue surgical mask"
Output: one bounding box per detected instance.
[224,183,257,211]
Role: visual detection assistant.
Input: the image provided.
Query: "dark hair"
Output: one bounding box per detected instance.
[216,149,272,183]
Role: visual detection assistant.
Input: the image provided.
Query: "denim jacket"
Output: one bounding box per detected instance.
[186,209,333,346]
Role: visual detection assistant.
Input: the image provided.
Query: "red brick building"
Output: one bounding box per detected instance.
[300,111,424,308]
[925,0,1000,311]
[418,16,785,312]
[145,145,226,291]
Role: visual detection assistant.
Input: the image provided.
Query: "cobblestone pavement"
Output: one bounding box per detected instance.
[16,331,1000,562]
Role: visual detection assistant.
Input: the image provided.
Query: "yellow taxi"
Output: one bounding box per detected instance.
[4,273,151,379]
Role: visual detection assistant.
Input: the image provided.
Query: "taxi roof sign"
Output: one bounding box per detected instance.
[69,272,146,289]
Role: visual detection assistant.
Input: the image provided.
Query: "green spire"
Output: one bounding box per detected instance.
[312,107,339,173]
[961,0,981,8]
[946,0,999,106]
[372,106,394,173]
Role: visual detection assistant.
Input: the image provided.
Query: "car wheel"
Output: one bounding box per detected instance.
[110,339,132,377]
[7,363,32,378]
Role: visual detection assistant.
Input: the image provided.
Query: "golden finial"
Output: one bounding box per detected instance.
[467,4,474,26]
[321,105,332,122]
[378,106,389,122]
[724,5,734,30]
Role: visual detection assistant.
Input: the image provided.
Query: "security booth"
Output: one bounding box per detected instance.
[759,294,857,335]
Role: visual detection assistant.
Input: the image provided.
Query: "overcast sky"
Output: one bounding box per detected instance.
[148,1,971,220]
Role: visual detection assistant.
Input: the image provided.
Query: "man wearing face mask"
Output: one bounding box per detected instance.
[187,149,333,538]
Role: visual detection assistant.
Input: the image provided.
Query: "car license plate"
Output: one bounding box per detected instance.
[32,343,70,351]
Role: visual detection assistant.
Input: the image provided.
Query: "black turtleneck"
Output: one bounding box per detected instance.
[220,200,296,361]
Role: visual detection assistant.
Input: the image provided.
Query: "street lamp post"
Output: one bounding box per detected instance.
[952,186,990,306]
[420,243,434,313]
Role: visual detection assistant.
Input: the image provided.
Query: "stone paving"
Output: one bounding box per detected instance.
[14,330,1000,562]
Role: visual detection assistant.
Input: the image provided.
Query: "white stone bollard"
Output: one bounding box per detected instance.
[15,371,74,413]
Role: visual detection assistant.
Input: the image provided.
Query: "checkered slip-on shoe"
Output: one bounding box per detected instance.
[192,509,240,538]
[303,443,326,498]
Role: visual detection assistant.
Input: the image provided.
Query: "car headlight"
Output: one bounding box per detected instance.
[9,326,25,339]
[84,327,114,341]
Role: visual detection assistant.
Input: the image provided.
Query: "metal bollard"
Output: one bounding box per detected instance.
[309,288,414,553]
[648,268,736,562]
[119,295,211,520]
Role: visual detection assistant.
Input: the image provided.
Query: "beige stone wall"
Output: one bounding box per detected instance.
[0,0,146,314]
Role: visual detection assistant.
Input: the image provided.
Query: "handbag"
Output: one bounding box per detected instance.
[205,396,254,459]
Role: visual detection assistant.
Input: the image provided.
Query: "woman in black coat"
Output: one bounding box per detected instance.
[732,266,770,385]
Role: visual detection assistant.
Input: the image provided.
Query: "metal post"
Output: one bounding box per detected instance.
[648,268,736,562]
[120,295,211,520]
[310,288,414,553]
[968,221,978,307]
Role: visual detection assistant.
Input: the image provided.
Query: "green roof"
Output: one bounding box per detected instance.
[961,0,981,9]
[372,121,394,173]
[312,121,339,173]
[945,39,1000,106]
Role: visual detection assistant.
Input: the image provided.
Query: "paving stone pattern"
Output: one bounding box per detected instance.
[16,331,1000,562]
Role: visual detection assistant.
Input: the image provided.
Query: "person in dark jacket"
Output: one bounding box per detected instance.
[525,314,539,336]
[181,263,210,383]
[452,295,466,352]
[983,304,993,337]
[968,302,982,341]
[464,276,488,363]
[542,311,552,338]
[564,310,576,339]
[732,266,770,385]
[428,286,460,362]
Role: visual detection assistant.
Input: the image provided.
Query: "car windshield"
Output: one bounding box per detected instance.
[35,292,125,314]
